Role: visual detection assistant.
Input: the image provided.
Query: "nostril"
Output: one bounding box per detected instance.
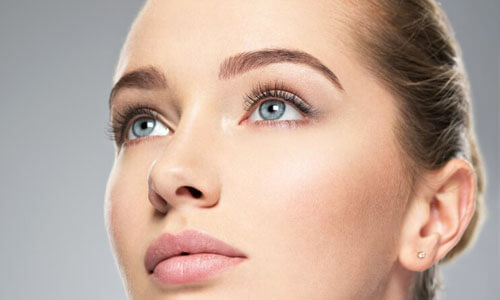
[186,186,202,198]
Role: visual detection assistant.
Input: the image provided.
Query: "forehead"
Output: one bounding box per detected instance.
[115,0,353,82]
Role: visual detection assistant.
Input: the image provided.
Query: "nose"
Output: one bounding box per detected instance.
[147,121,221,214]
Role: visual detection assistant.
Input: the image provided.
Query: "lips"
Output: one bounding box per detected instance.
[144,229,247,274]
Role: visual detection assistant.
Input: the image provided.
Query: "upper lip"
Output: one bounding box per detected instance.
[144,229,247,273]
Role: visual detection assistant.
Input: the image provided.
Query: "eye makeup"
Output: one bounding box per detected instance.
[106,80,323,146]
[241,80,323,127]
[106,103,164,146]
[244,80,318,115]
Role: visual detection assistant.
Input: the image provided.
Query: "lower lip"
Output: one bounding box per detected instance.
[151,253,246,285]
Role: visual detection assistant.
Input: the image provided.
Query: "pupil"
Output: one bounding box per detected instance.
[268,105,278,112]
[259,100,285,120]
[132,118,155,137]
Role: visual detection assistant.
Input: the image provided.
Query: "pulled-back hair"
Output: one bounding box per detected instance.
[341,1,487,299]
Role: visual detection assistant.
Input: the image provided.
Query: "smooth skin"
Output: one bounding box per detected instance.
[104,0,477,299]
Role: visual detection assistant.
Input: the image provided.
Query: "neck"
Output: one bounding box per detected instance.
[380,261,415,300]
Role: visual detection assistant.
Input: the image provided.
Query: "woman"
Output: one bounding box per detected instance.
[104,0,487,299]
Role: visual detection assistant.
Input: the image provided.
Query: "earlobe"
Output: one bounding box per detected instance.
[397,158,476,272]
[398,195,441,272]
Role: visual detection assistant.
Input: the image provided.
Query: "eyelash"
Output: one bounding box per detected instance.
[105,104,161,145]
[106,80,320,145]
[242,80,320,121]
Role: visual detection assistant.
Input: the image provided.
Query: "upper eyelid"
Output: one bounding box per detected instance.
[134,111,170,130]
[244,89,313,114]
[112,108,167,141]
[124,110,159,130]
[245,89,297,103]
[249,81,308,102]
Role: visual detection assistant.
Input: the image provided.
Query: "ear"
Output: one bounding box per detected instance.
[398,157,477,271]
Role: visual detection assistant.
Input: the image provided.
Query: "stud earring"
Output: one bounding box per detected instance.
[417,251,426,259]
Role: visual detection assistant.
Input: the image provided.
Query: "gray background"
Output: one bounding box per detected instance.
[0,0,498,299]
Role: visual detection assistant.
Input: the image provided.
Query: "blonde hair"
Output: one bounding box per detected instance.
[342,1,487,298]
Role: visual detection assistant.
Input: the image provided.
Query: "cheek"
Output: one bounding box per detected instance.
[249,144,401,245]
[241,129,404,237]
[231,124,406,292]
[104,149,158,273]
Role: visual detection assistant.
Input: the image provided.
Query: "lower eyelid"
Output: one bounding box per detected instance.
[123,135,166,147]
[242,118,309,129]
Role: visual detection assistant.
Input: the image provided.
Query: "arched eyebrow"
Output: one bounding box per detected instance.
[219,48,343,90]
[108,65,167,110]
[109,48,344,109]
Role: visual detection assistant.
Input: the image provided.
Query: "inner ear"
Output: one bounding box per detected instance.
[420,198,441,237]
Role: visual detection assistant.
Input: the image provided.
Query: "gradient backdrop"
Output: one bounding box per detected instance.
[0,0,498,299]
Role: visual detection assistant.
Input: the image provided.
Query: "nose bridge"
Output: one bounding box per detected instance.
[175,95,219,149]
[147,96,222,213]
[167,95,222,169]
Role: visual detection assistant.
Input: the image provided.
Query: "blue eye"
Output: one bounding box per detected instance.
[248,99,304,122]
[127,117,170,140]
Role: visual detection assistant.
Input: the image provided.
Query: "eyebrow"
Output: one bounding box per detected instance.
[108,48,344,109]
[108,65,167,109]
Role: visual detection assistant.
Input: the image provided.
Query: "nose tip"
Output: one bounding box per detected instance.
[147,163,220,214]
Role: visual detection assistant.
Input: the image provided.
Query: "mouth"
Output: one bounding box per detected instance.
[144,229,248,285]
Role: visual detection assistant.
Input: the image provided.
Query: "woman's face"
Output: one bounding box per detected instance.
[105,0,411,299]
